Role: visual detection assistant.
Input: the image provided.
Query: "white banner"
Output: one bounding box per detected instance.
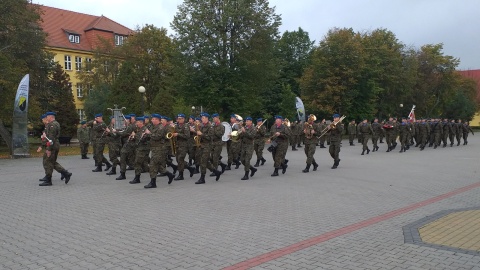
[295,97,305,123]
[12,74,30,157]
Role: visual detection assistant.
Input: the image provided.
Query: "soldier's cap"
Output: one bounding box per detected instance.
[124,115,131,119]
[189,115,195,120]
[230,114,236,118]
[245,116,252,121]
[143,115,149,118]
[275,115,283,120]
[257,118,263,122]
[166,117,172,122]
[211,113,219,118]
[332,114,340,118]
[402,117,406,120]
[80,120,86,124]
[130,114,136,117]
[201,112,210,118]
[151,113,161,119]
[195,117,201,121]
[95,113,102,118]
[177,113,186,118]
[136,117,145,122]
[46,111,56,116]
[40,114,46,120]
[160,115,168,120]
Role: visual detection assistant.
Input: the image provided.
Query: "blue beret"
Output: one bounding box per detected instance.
[143,115,149,118]
[275,115,283,120]
[136,117,145,122]
[130,114,136,117]
[80,120,86,124]
[257,118,263,122]
[124,115,131,119]
[212,113,219,118]
[201,113,210,118]
[177,113,186,118]
[160,115,168,120]
[195,117,201,121]
[166,117,172,121]
[40,114,46,120]
[189,115,195,120]
[333,114,340,118]
[46,111,56,116]
[151,114,161,119]
[95,113,103,118]
[245,116,252,121]
[230,114,236,118]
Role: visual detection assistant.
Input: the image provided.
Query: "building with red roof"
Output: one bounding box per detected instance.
[458,69,480,126]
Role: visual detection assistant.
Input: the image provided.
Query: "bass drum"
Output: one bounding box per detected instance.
[222,122,232,142]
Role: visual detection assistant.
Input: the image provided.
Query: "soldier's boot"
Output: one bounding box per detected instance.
[260,158,266,165]
[195,174,206,184]
[443,144,446,148]
[375,146,379,151]
[254,159,260,167]
[213,169,221,181]
[106,166,117,176]
[284,159,289,165]
[234,159,241,169]
[312,161,319,171]
[450,143,454,147]
[399,147,404,153]
[39,175,48,181]
[457,142,460,146]
[84,155,90,159]
[188,158,193,166]
[174,172,184,181]
[331,160,339,169]
[281,163,288,174]
[225,163,232,171]
[81,154,87,159]
[361,150,365,155]
[217,163,225,174]
[144,178,157,189]
[158,172,167,177]
[292,145,297,151]
[92,165,102,172]
[434,144,437,149]
[250,167,257,177]
[129,175,141,184]
[271,168,279,177]
[420,146,425,151]
[209,171,216,177]
[297,143,302,148]
[195,165,200,174]
[241,171,249,180]
[61,170,72,184]
[116,172,126,180]
[350,142,355,146]
[186,166,195,177]
[39,176,52,186]
[127,166,134,171]
[168,162,178,174]
[166,171,175,184]
[380,140,384,143]
[320,144,326,148]
[386,146,391,152]
[415,143,419,147]
[406,145,410,150]
[104,161,112,172]
[366,148,370,155]
[302,164,311,173]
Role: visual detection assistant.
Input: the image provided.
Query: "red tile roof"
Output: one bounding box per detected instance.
[458,69,480,104]
[37,5,133,52]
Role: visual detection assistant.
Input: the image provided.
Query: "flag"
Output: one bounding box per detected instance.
[12,74,30,157]
[295,97,305,123]
[408,105,416,122]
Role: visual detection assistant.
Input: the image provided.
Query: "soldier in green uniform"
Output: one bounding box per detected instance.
[432,118,443,149]
[210,113,227,177]
[348,120,356,146]
[129,117,151,184]
[254,118,267,167]
[77,120,90,159]
[384,117,395,152]
[441,118,451,148]
[105,117,121,175]
[461,121,474,145]
[356,120,362,144]
[417,118,429,150]
[326,114,343,169]
[268,115,289,176]
[38,112,72,186]
[173,113,195,181]
[90,113,112,172]
[289,120,298,151]
[359,118,373,155]
[239,117,257,180]
[226,114,241,170]
[195,113,222,184]
[127,114,137,169]
[318,119,327,148]
[456,119,463,146]
[193,117,202,173]
[371,118,382,152]
[449,119,457,147]
[114,115,136,180]
[187,116,196,166]
[144,114,175,188]
[398,118,410,153]
[302,114,320,173]
[296,120,304,149]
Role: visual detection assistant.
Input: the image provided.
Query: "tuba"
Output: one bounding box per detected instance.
[166,125,177,155]
[283,118,291,127]
[230,114,243,142]
[193,123,201,147]
[305,114,316,139]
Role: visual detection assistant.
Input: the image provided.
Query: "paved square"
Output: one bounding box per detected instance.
[0,137,479,270]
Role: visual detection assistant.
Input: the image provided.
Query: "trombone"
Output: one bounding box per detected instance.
[318,115,346,138]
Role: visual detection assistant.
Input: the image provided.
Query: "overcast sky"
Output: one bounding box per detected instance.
[36,0,479,70]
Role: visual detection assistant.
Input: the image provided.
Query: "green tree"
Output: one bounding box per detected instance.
[442,74,477,121]
[171,0,281,117]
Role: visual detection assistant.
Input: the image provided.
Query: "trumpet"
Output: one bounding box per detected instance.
[166,125,177,155]
[193,123,201,147]
[318,115,346,138]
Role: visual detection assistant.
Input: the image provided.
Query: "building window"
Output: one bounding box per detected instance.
[85,58,92,72]
[115,35,126,46]
[64,55,72,70]
[69,34,80,44]
[77,109,86,121]
[87,84,93,95]
[75,56,82,71]
[76,84,83,98]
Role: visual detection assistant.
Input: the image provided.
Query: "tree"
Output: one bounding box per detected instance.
[171,0,281,117]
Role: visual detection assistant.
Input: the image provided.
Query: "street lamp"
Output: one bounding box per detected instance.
[138,86,146,115]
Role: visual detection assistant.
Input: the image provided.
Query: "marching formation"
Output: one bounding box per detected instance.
[38,110,475,187]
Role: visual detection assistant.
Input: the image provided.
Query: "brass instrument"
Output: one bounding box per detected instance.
[166,125,177,155]
[193,123,201,147]
[283,118,291,127]
[230,114,244,142]
[304,114,317,139]
[318,115,346,138]
[256,119,268,129]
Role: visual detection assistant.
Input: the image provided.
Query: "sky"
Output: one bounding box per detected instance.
[35,0,479,70]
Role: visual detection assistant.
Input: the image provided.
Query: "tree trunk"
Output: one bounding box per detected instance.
[0,119,12,155]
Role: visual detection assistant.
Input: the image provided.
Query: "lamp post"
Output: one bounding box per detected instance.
[138,86,146,115]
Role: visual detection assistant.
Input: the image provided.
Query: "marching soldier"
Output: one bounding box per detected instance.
[290,120,298,151]
[356,120,362,144]
[210,113,227,177]
[461,121,474,145]
[318,119,327,148]
[144,114,175,188]
[187,115,196,166]
[371,118,382,152]
[114,115,136,180]
[302,114,320,173]
[129,117,151,184]
[417,118,429,150]
[90,113,112,172]
[456,119,463,146]
[173,113,195,181]
[326,114,343,169]
[398,117,410,153]
[226,114,241,170]
[442,118,451,148]
[239,117,257,180]
[348,120,356,146]
[106,117,121,175]
[432,118,443,149]
[268,115,289,176]
[359,118,373,155]
[193,117,202,173]
[77,120,90,159]
[383,117,395,152]
[449,119,457,147]
[195,113,222,184]
[253,118,267,167]
[38,112,72,186]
